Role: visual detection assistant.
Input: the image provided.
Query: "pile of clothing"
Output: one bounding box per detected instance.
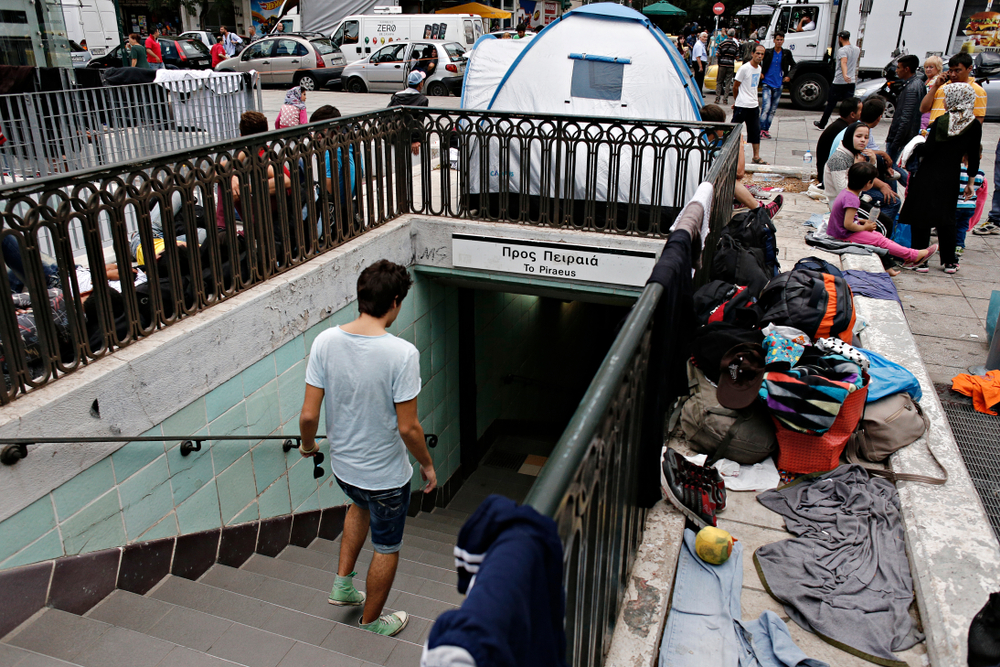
[660,252,952,519]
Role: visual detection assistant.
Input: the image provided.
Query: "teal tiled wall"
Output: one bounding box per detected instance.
[0,272,460,571]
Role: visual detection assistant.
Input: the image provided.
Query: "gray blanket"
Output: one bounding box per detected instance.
[753,465,923,666]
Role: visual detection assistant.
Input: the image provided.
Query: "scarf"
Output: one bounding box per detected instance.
[284,86,306,110]
[941,82,976,138]
[840,121,868,155]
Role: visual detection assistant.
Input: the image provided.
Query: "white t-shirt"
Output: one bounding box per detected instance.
[734,62,761,109]
[305,326,421,491]
[692,40,708,63]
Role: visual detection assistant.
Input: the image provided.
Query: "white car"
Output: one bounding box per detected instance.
[179,30,216,51]
[340,40,467,96]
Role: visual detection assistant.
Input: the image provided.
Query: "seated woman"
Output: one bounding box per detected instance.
[411,46,437,77]
[824,121,896,239]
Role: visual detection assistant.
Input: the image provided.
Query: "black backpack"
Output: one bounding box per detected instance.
[757,268,857,343]
[969,592,1000,667]
[692,281,759,327]
[793,256,843,277]
[725,207,780,277]
[710,235,770,299]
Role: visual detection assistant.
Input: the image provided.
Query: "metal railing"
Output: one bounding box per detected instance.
[0,107,733,407]
[0,72,261,184]
[522,128,740,667]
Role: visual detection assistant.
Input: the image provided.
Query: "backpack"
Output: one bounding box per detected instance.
[726,207,780,277]
[793,256,842,277]
[710,235,770,299]
[969,593,1000,667]
[693,281,758,326]
[680,360,777,465]
[757,268,857,343]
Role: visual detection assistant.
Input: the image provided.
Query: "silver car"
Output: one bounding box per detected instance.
[340,40,467,96]
[214,33,347,90]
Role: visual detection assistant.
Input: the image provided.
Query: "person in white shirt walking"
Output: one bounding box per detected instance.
[815,31,860,129]
[220,25,243,57]
[298,259,437,638]
[733,43,767,165]
[692,32,709,92]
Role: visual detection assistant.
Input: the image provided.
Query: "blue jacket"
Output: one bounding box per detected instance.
[425,495,567,667]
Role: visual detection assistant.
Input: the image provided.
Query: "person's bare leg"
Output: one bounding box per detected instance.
[362,552,400,624]
[752,142,761,161]
[734,182,760,209]
[338,504,369,577]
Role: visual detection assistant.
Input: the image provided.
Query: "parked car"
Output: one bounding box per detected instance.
[214,33,347,90]
[178,30,216,51]
[70,40,92,68]
[340,40,467,96]
[87,38,212,70]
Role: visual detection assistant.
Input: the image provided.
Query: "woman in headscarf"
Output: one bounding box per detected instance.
[823,121,871,201]
[275,86,308,129]
[897,82,981,274]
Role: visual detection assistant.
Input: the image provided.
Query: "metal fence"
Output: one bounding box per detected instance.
[0,105,735,407]
[522,130,740,667]
[0,72,261,185]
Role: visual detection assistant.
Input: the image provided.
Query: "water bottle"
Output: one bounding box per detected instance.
[802,150,813,182]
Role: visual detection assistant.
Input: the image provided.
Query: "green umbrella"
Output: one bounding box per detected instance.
[641,1,687,16]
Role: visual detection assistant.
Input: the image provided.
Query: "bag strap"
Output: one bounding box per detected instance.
[845,428,948,485]
[707,413,751,467]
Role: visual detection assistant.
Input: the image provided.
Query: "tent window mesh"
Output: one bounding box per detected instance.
[570,60,624,101]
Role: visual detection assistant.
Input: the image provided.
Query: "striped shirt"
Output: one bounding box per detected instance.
[958,170,986,210]
[929,79,987,122]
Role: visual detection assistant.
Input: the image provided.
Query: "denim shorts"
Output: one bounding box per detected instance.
[335,477,410,554]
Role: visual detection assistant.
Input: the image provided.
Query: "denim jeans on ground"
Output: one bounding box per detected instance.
[760,85,781,132]
[988,137,1000,224]
[956,208,975,249]
[2,235,60,293]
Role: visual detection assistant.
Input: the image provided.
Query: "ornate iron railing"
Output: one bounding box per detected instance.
[0,106,733,406]
[522,127,738,667]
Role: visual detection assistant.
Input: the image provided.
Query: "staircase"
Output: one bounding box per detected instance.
[0,467,533,667]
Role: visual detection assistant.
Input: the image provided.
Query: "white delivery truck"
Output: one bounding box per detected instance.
[329,14,484,62]
[273,7,485,63]
[757,0,963,109]
[60,0,120,57]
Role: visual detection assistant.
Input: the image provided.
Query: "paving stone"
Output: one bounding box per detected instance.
[0,648,82,667]
[6,609,110,663]
[86,590,172,634]
[145,606,234,652]
[892,272,964,295]
[912,334,988,370]
[320,623,395,664]
[717,492,787,533]
[715,520,788,594]
[740,587,789,623]
[72,626,174,667]
[274,641,363,667]
[206,623,295,667]
[905,310,986,342]
[262,607,336,646]
[900,292,980,319]
[956,278,1000,300]
[155,645,243,667]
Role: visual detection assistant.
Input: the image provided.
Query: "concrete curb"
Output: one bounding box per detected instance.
[843,253,1000,666]
[745,164,816,179]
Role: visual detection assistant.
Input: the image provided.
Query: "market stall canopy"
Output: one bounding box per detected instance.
[437,2,512,18]
[641,1,686,17]
[736,4,774,15]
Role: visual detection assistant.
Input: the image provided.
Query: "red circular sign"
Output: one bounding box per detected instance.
[713,2,725,14]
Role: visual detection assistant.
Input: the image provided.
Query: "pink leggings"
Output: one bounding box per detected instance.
[844,230,920,262]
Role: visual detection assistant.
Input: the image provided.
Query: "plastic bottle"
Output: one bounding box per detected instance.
[802,150,813,182]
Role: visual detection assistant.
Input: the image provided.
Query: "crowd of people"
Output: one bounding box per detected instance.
[701,21,995,277]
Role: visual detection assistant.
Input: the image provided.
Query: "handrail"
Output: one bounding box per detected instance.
[0,433,439,466]
[523,282,663,517]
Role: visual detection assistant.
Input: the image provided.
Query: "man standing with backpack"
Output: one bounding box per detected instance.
[715,29,739,105]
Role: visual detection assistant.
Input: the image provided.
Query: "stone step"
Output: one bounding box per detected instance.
[309,534,455,571]
[425,507,470,523]
[86,588,390,667]
[3,606,248,667]
[412,511,466,529]
[146,575,423,665]
[278,544,454,587]
[198,564,458,628]
[0,642,84,667]
[243,552,464,607]
[403,514,461,538]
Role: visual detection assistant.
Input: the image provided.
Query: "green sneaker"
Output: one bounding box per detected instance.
[328,571,366,606]
[359,611,408,637]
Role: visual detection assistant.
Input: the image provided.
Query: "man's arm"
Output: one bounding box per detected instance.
[396,397,436,492]
[888,85,917,150]
[839,55,849,82]
[784,51,795,81]
[299,384,324,454]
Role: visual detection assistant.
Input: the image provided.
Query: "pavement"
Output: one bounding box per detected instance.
[258,88,462,120]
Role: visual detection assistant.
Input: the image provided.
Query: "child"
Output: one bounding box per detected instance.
[956,147,986,256]
[828,162,937,276]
